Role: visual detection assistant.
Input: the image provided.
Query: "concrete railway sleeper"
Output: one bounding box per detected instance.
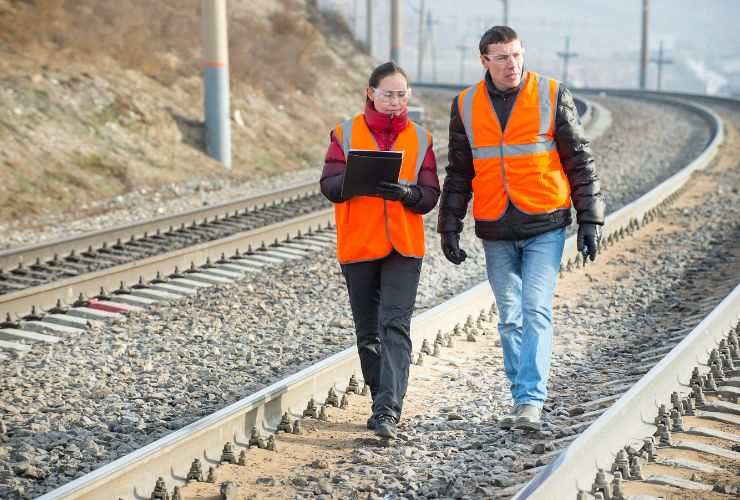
[0,193,332,297]
[0,221,334,352]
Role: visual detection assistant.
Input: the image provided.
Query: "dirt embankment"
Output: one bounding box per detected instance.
[0,0,376,225]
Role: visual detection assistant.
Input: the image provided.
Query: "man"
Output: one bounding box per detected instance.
[438,26,604,430]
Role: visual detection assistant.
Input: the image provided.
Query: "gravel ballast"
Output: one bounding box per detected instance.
[0,95,717,498]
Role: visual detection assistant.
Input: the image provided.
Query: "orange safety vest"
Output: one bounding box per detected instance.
[333,114,430,264]
[457,71,571,221]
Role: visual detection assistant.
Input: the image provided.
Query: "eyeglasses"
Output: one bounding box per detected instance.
[372,87,412,101]
[482,48,526,64]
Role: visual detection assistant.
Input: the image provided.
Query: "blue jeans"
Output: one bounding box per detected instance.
[482,227,565,408]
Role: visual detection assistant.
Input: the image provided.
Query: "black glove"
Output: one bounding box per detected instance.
[376,181,417,204]
[440,232,467,265]
[577,223,601,262]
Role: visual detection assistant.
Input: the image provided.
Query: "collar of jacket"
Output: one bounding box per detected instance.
[485,68,527,97]
[364,100,409,134]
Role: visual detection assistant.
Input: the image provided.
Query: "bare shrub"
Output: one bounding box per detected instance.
[317,7,352,38]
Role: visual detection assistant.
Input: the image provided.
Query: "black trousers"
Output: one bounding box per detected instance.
[341,250,422,421]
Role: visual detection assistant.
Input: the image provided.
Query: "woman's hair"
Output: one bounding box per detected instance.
[368,61,408,89]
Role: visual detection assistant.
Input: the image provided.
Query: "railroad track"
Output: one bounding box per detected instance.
[21,90,733,499]
[518,286,740,500]
[0,94,594,351]
[0,84,602,328]
[514,91,740,500]
[0,186,332,312]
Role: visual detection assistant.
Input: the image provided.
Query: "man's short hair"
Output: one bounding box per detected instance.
[479,26,519,54]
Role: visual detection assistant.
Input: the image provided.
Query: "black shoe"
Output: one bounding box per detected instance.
[374,414,397,439]
[367,415,379,430]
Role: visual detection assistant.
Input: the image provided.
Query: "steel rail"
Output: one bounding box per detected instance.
[37,90,724,499]
[36,271,495,500]
[0,146,448,274]
[0,183,325,271]
[509,89,737,500]
[0,209,334,319]
[514,283,740,499]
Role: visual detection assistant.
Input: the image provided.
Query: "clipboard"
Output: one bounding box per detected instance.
[341,149,404,199]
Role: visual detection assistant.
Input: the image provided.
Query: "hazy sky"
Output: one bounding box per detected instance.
[324,0,740,92]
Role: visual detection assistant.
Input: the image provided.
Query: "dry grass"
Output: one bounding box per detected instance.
[0,0,336,92]
[0,0,375,224]
[0,0,200,76]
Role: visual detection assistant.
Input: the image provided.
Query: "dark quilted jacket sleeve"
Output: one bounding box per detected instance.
[437,96,474,233]
[556,85,606,225]
[319,130,347,203]
[405,141,440,214]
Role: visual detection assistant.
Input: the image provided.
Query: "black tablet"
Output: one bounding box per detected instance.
[341,149,404,199]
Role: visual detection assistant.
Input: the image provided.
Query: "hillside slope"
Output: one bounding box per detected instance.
[0,0,375,225]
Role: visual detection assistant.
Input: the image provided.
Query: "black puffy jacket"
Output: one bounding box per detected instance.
[437,71,605,241]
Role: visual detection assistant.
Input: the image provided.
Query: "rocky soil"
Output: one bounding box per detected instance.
[1,0,441,229]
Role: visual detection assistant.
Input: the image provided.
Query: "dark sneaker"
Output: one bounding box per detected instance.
[514,404,541,430]
[367,415,379,430]
[375,414,397,439]
[499,405,521,429]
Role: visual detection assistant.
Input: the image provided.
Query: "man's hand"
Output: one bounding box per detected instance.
[440,232,467,265]
[577,223,601,262]
[376,181,413,202]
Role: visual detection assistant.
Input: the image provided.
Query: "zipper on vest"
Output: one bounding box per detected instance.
[383,200,393,247]
[486,77,524,200]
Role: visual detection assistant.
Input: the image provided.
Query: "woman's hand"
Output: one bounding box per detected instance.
[376,182,412,201]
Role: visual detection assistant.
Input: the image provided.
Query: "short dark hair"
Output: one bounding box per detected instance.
[368,61,408,88]
[479,26,519,54]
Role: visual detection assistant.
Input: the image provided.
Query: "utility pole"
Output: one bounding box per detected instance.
[427,11,438,82]
[557,36,578,86]
[457,45,467,84]
[639,0,650,89]
[352,0,358,38]
[650,40,673,91]
[201,0,231,168]
[390,0,401,64]
[366,0,373,55]
[417,0,425,81]
[500,0,509,26]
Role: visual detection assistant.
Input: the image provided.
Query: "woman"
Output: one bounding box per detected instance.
[320,62,440,439]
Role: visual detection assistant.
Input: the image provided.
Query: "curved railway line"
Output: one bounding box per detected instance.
[1,89,737,500]
[0,90,608,330]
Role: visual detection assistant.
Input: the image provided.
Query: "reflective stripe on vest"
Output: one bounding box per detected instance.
[333,114,429,264]
[458,71,571,221]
